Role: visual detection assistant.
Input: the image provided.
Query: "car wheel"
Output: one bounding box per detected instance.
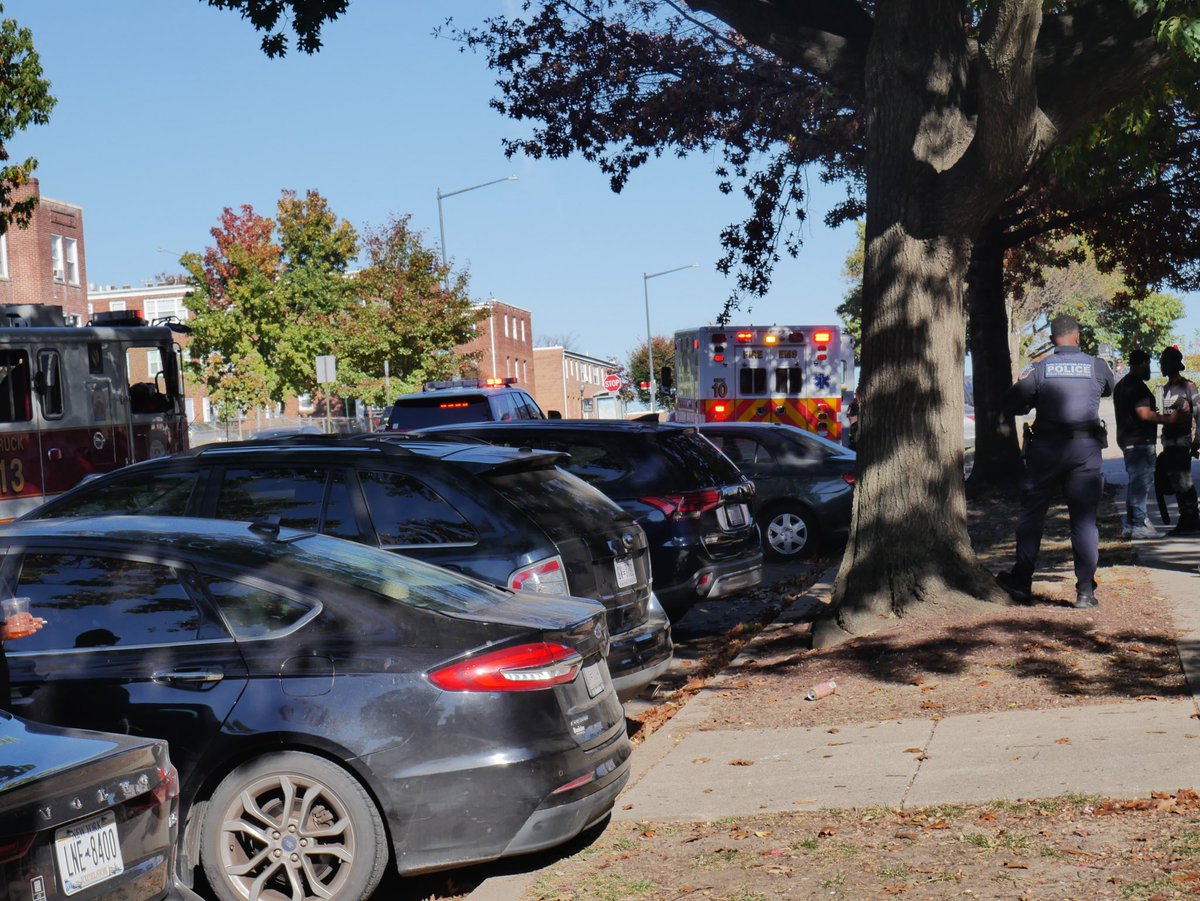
[762,503,818,560]
[200,751,388,901]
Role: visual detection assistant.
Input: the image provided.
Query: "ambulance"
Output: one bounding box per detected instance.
[671,325,855,441]
[0,304,188,520]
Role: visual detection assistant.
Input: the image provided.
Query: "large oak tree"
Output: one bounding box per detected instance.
[458,1,1195,643]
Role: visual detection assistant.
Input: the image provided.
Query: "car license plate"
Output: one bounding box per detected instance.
[726,504,747,527]
[55,811,124,896]
[614,556,636,588]
[582,662,606,698]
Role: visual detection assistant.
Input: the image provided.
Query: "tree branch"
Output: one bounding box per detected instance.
[1035,2,1176,145]
[974,0,1046,183]
[686,0,871,97]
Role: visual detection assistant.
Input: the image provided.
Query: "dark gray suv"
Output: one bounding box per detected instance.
[24,435,671,699]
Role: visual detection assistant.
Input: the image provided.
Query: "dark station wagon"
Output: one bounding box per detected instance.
[414,421,763,617]
[24,436,671,699]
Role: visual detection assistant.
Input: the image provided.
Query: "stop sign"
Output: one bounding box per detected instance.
[603,373,622,393]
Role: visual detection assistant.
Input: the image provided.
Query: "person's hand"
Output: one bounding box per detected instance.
[1,616,46,641]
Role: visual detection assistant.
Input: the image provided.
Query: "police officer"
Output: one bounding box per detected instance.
[998,314,1114,609]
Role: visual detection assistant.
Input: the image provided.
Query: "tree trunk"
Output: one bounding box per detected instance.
[813,2,1006,646]
[966,217,1024,491]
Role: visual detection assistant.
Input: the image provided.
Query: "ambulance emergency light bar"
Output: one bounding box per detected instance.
[424,377,519,391]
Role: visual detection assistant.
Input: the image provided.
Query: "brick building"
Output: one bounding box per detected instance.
[457,300,535,388]
[532,346,626,419]
[0,179,88,322]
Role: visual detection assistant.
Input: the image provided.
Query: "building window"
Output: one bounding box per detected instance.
[146,349,163,379]
[87,303,94,318]
[65,238,80,285]
[504,314,510,338]
[143,295,189,322]
[184,397,195,421]
[298,393,315,413]
[520,319,526,342]
[0,233,8,279]
[51,234,64,281]
[523,360,527,383]
[109,300,126,312]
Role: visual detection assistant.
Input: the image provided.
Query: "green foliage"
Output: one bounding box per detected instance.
[335,214,486,406]
[627,336,675,407]
[0,6,55,235]
[202,0,348,57]
[184,191,357,412]
[837,221,865,346]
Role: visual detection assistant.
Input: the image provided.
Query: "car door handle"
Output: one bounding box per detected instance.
[152,668,224,685]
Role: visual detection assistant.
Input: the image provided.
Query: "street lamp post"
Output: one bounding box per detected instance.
[436,176,518,294]
[643,264,698,413]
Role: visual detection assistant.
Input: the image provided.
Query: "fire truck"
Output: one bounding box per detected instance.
[671,325,855,441]
[0,305,188,521]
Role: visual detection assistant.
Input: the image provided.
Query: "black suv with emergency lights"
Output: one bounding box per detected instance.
[413,421,763,618]
[23,435,672,699]
[386,378,545,431]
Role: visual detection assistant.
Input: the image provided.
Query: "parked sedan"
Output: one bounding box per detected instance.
[0,516,631,900]
[414,421,762,618]
[699,422,855,559]
[25,436,670,700]
[0,711,184,901]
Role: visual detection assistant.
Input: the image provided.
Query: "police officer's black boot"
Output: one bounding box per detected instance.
[996,571,1032,605]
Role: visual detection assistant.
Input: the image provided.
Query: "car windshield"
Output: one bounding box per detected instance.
[257,533,509,613]
[389,395,491,429]
[486,466,626,542]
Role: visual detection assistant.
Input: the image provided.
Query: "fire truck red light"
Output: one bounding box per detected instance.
[736,331,754,343]
[713,354,724,362]
[817,354,828,361]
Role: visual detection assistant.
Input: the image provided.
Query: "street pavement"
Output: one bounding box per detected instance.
[466,443,1199,901]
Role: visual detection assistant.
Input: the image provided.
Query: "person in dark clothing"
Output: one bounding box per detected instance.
[1158,346,1200,535]
[997,314,1114,609]
[1114,349,1181,539]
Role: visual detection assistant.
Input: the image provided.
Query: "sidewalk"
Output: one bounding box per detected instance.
[467,471,1199,901]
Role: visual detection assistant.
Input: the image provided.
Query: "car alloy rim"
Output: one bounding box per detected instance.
[216,772,356,901]
[768,512,808,555]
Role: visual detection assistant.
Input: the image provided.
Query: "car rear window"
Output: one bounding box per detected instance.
[279,534,508,613]
[485,466,626,543]
[388,395,492,429]
[556,430,743,495]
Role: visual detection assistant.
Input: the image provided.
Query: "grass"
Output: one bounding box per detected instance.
[1121,877,1179,900]
[878,865,911,880]
[530,873,652,901]
[958,831,1032,852]
[693,849,743,869]
[1172,830,1200,859]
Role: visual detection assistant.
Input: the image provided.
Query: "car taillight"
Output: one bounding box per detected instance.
[639,489,722,520]
[508,556,569,595]
[428,643,584,692]
[842,473,856,486]
[0,833,34,865]
[125,765,180,816]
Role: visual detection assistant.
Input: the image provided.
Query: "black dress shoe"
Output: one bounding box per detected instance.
[1073,591,1099,609]
[996,571,1032,604]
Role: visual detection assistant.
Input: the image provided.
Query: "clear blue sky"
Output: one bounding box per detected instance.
[8,0,1198,364]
